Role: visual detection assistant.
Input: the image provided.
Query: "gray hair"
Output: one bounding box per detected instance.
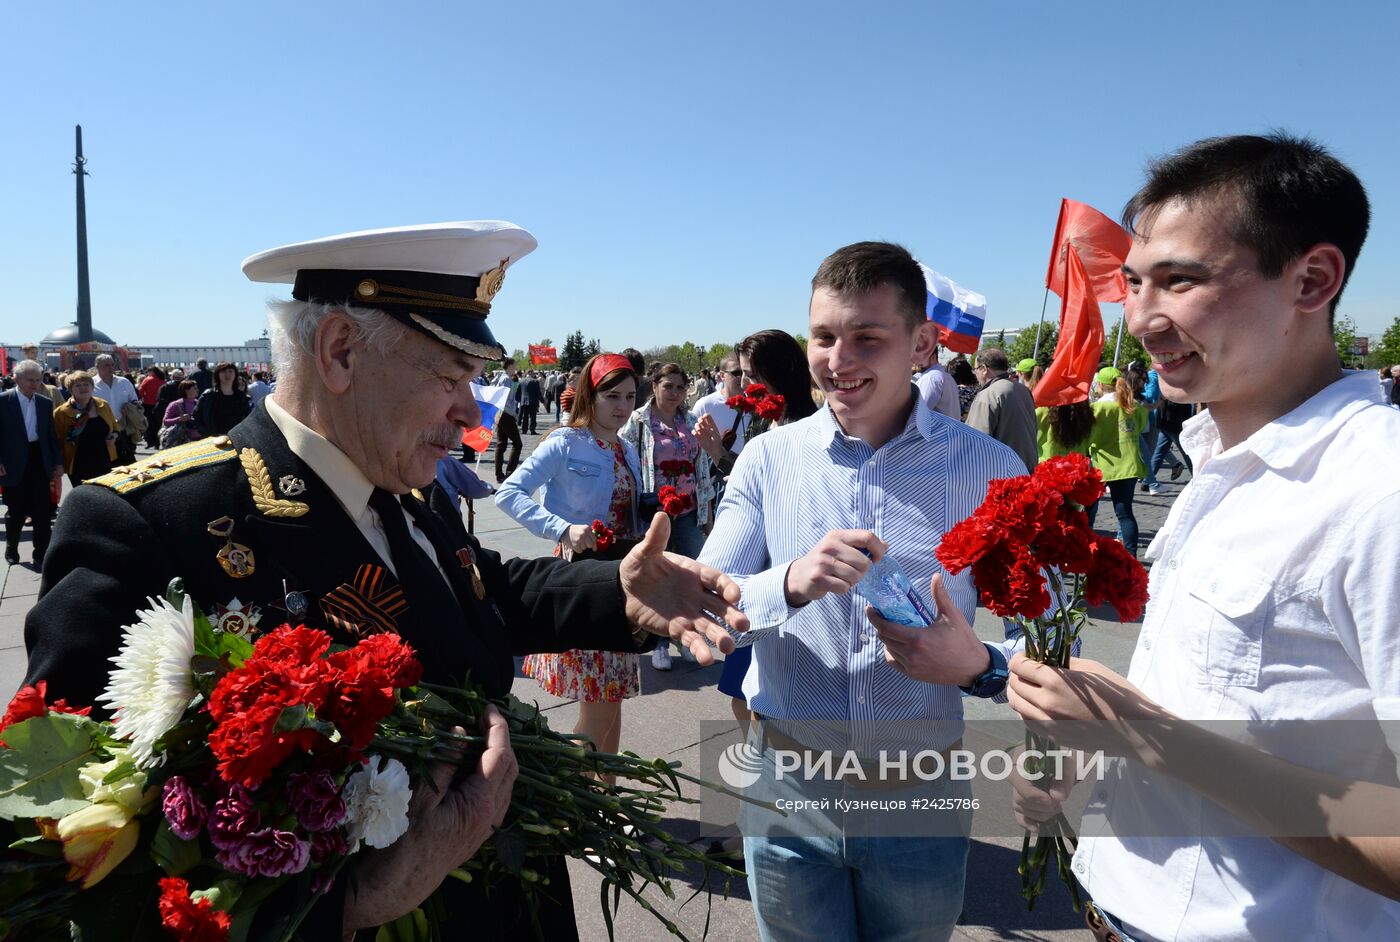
[266,299,408,377]
[13,359,43,379]
[94,353,115,367]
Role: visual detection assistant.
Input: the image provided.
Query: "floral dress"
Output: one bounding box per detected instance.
[521,439,642,703]
[649,410,699,508]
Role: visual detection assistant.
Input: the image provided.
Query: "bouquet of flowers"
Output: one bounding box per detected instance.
[723,384,785,448]
[656,459,696,517]
[935,454,1149,910]
[0,584,748,941]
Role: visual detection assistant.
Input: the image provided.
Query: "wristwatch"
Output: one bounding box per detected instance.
[959,643,1009,698]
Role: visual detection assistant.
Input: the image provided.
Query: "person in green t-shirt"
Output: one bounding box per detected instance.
[1035,399,1094,462]
[1087,367,1149,556]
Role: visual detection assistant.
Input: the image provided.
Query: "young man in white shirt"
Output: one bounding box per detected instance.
[1004,133,1400,941]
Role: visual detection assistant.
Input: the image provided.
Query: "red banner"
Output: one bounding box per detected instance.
[1034,246,1105,407]
[461,425,494,453]
[1045,198,1132,303]
[528,344,558,366]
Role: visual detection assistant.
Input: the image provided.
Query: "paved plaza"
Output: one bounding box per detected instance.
[0,424,1187,941]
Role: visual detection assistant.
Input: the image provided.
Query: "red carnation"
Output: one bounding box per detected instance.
[0,680,91,747]
[982,476,1063,543]
[1031,507,1098,574]
[658,485,686,516]
[591,519,615,551]
[754,393,786,422]
[971,542,1051,620]
[321,634,422,751]
[726,394,755,414]
[744,383,768,399]
[208,663,323,788]
[1084,535,1150,622]
[936,512,1003,574]
[1033,454,1104,508]
[158,876,231,942]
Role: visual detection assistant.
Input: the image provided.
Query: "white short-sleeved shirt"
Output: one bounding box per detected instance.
[1075,371,1400,941]
[690,390,750,454]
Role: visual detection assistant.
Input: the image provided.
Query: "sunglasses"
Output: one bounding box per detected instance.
[724,369,743,377]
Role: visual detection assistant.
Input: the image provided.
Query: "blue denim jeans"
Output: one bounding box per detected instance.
[1149,426,1191,480]
[666,510,706,559]
[1086,478,1138,557]
[739,726,970,941]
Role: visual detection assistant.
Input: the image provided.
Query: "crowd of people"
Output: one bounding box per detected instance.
[7,132,1400,942]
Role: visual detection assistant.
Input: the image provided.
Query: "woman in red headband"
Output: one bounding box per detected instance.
[495,353,645,764]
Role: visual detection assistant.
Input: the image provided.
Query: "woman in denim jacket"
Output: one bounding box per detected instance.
[620,362,714,670]
[496,354,643,762]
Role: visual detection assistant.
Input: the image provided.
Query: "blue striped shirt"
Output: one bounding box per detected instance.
[699,394,1026,746]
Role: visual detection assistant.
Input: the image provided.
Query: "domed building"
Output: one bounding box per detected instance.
[42,322,116,345]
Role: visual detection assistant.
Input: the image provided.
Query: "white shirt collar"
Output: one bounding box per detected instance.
[1180,371,1382,472]
[265,397,376,522]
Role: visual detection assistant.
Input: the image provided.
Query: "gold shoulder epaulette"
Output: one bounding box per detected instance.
[88,436,239,494]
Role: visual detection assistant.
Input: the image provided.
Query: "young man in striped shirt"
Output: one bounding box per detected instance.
[699,241,1025,941]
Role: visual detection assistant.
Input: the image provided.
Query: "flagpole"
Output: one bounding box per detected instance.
[1031,285,1051,360]
[1113,311,1126,366]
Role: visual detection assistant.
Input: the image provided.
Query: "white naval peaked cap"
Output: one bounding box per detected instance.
[241,221,538,360]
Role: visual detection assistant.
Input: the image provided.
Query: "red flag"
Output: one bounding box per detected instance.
[1034,246,1104,407]
[528,344,558,366]
[1045,198,1131,303]
[461,425,494,453]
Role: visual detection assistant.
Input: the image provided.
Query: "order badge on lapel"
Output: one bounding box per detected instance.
[456,546,487,600]
[207,516,255,579]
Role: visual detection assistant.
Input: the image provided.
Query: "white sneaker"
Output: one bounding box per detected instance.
[651,645,673,671]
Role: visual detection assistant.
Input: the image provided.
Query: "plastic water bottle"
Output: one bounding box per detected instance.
[859,550,935,627]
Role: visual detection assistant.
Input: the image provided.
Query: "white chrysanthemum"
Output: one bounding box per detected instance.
[95,597,197,769]
[343,756,412,851]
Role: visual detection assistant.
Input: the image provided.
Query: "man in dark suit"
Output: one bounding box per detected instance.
[519,370,542,434]
[0,360,64,566]
[22,221,745,941]
[189,357,213,393]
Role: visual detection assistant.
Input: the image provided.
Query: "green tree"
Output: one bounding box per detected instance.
[1102,318,1148,368]
[508,347,526,366]
[560,330,588,370]
[1332,315,1360,367]
[980,329,1007,351]
[583,337,602,360]
[706,342,734,367]
[1372,315,1400,369]
[1007,323,1059,367]
[792,333,808,353]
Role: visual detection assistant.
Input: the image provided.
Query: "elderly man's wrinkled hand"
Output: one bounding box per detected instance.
[343,706,516,931]
[620,512,748,665]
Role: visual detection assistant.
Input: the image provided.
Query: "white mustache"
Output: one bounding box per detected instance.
[417,428,457,448]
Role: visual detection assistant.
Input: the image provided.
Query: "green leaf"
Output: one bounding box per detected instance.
[100,760,139,786]
[215,630,254,666]
[149,820,201,876]
[0,713,102,818]
[193,611,217,660]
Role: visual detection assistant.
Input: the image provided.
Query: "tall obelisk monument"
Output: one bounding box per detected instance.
[74,124,93,343]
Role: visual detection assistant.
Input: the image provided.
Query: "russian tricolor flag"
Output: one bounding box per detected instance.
[461,382,512,453]
[919,264,986,355]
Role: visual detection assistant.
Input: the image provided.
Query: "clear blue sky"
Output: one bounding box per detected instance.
[5,1,1398,354]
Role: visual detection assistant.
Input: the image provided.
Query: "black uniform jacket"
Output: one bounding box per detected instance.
[22,402,645,940]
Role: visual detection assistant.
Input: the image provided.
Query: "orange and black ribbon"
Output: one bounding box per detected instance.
[319,564,409,639]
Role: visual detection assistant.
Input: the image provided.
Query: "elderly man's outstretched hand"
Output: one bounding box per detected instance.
[620,512,748,665]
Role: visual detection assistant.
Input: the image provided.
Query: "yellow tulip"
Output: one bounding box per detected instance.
[54,801,141,888]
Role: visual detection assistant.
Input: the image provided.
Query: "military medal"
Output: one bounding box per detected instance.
[456,547,486,600]
[207,516,255,579]
[283,580,309,617]
[278,475,306,497]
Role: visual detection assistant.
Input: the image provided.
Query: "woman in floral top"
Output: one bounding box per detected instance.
[495,354,644,762]
[621,362,714,670]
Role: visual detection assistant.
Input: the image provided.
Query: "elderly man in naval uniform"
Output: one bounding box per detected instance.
[23,221,747,940]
